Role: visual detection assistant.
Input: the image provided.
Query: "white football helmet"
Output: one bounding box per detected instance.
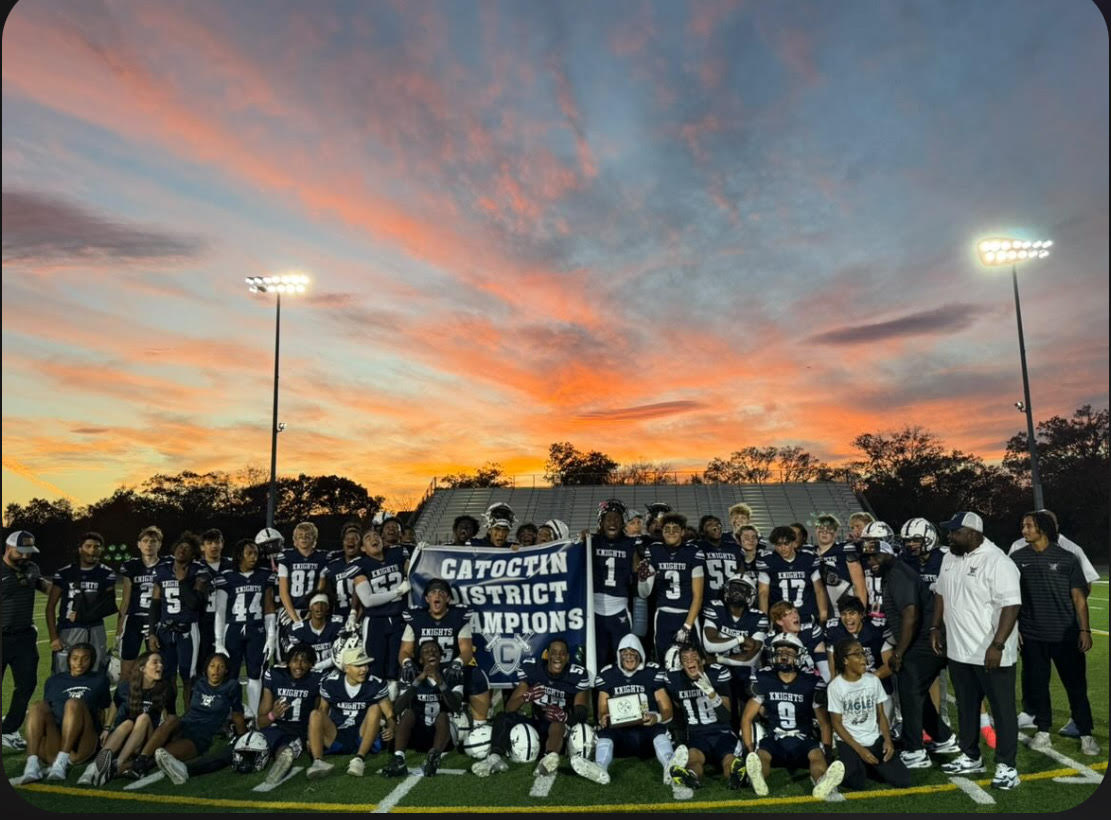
[565,723,596,759]
[463,724,493,759]
[508,722,541,763]
[900,518,939,554]
[860,521,894,542]
[233,730,271,773]
[331,630,364,671]
[484,502,516,530]
[663,644,683,672]
[449,711,475,748]
[254,527,285,558]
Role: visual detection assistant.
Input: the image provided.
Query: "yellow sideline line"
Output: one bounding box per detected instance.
[18,762,1105,813]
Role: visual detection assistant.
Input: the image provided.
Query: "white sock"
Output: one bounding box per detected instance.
[55,751,71,767]
[980,712,992,728]
[473,719,487,727]
[25,754,40,772]
[387,680,399,702]
[652,732,674,770]
[595,738,614,771]
[247,678,263,716]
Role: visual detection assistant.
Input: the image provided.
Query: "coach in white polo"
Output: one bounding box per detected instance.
[929,512,1022,791]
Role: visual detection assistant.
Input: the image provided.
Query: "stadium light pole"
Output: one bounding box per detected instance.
[975,236,1052,510]
[246,273,310,528]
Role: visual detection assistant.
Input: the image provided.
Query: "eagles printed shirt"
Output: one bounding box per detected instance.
[322,554,371,621]
[182,676,243,735]
[516,657,590,713]
[757,549,823,624]
[152,561,211,625]
[595,662,669,719]
[591,534,640,615]
[51,563,117,626]
[700,600,769,671]
[750,668,827,739]
[699,540,745,600]
[359,546,410,619]
[289,618,343,666]
[643,541,706,613]
[276,548,330,611]
[666,663,733,734]
[401,606,474,664]
[119,557,165,616]
[319,669,389,730]
[212,568,273,626]
[263,666,321,735]
[44,670,111,728]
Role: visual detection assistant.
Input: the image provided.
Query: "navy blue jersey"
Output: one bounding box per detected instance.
[901,549,945,590]
[591,534,639,600]
[738,551,761,588]
[763,624,826,677]
[815,542,860,589]
[120,558,164,616]
[51,563,117,625]
[516,658,590,713]
[319,669,389,729]
[182,676,243,734]
[666,663,732,733]
[212,568,273,626]
[595,662,669,711]
[44,670,110,727]
[202,557,235,615]
[276,548,330,611]
[864,566,885,628]
[750,669,826,738]
[322,555,370,620]
[289,618,343,666]
[701,601,769,668]
[359,546,410,618]
[699,540,744,599]
[757,550,822,623]
[112,679,171,726]
[263,666,320,735]
[826,621,887,674]
[644,541,706,613]
[152,561,211,625]
[402,675,464,727]
[402,606,474,664]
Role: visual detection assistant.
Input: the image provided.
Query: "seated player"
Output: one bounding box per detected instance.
[471,636,590,778]
[148,531,211,709]
[256,642,322,784]
[305,645,395,779]
[383,640,464,778]
[123,652,247,785]
[665,643,747,791]
[400,578,491,724]
[765,600,829,681]
[828,638,912,791]
[741,633,844,799]
[701,574,768,729]
[78,651,174,785]
[570,634,692,801]
[289,592,344,672]
[19,643,111,783]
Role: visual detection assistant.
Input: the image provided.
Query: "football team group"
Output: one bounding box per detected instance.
[0,497,1099,804]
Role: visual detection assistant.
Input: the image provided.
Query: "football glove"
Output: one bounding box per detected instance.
[542,703,568,723]
[400,658,418,684]
[674,625,691,644]
[214,641,228,658]
[522,683,546,703]
[443,663,465,689]
[693,674,716,698]
[394,580,411,600]
[636,559,655,581]
[262,633,277,663]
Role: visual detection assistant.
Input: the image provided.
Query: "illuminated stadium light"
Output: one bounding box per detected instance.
[975,236,1051,267]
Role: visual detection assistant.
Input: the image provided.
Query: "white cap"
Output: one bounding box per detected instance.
[940,511,984,534]
[5,530,39,554]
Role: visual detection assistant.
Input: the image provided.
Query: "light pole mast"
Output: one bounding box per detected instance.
[1011,265,1043,510]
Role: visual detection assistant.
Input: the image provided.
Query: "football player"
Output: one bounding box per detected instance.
[701,574,768,729]
[756,526,829,627]
[276,522,330,625]
[289,593,344,673]
[383,639,463,778]
[321,526,367,622]
[399,578,491,724]
[469,503,516,548]
[856,521,895,629]
[591,499,641,668]
[46,532,117,674]
[812,514,868,621]
[741,633,844,799]
[256,642,321,785]
[117,525,165,682]
[356,527,410,697]
[665,643,746,790]
[536,519,570,544]
[765,600,829,681]
[735,525,762,584]
[824,597,891,696]
[899,518,945,589]
[570,634,692,800]
[450,515,480,546]
[148,532,211,708]
[197,530,234,681]
[637,513,706,663]
[306,646,395,779]
[698,515,744,602]
[212,538,276,718]
[472,637,590,778]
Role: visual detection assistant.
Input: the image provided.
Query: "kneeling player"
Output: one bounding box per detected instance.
[472,637,590,778]
[741,634,843,799]
[665,644,746,790]
[306,646,395,779]
[383,640,463,778]
[571,635,692,800]
[256,643,321,784]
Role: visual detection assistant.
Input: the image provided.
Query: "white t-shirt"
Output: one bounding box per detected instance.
[827,672,887,747]
[935,540,1022,666]
[1009,534,1099,585]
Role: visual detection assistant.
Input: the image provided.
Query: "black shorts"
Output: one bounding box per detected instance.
[758,735,820,769]
[180,720,216,756]
[689,729,741,767]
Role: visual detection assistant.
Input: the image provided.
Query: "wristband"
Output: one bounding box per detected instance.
[268,711,276,722]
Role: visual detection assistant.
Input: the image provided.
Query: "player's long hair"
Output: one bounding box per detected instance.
[127,651,174,719]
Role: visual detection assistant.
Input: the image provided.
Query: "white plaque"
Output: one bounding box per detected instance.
[608,693,646,726]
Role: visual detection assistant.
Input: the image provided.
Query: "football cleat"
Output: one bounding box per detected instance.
[422,749,442,777]
[155,748,189,785]
[93,747,115,786]
[266,745,296,785]
[347,757,365,777]
[471,752,509,777]
[570,754,610,784]
[668,744,700,789]
[728,756,747,790]
[382,754,409,778]
[746,752,768,796]
[671,783,694,800]
[534,751,560,777]
[812,761,844,800]
[940,754,985,775]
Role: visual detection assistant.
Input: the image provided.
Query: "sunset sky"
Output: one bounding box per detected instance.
[2,0,1108,513]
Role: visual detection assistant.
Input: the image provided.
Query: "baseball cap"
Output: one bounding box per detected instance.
[940,512,984,534]
[425,578,452,596]
[340,646,372,667]
[6,530,39,554]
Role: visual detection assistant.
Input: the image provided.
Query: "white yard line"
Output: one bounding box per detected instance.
[251,766,305,792]
[1017,734,1103,783]
[373,772,423,813]
[949,776,996,804]
[123,771,166,790]
[530,773,556,797]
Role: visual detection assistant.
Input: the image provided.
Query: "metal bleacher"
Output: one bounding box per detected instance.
[411,482,865,544]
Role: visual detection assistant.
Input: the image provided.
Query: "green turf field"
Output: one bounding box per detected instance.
[4,582,1108,813]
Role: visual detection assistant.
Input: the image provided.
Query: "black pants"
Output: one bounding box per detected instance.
[839,737,913,790]
[895,642,953,752]
[1021,631,1093,735]
[949,660,1018,767]
[1,628,39,733]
